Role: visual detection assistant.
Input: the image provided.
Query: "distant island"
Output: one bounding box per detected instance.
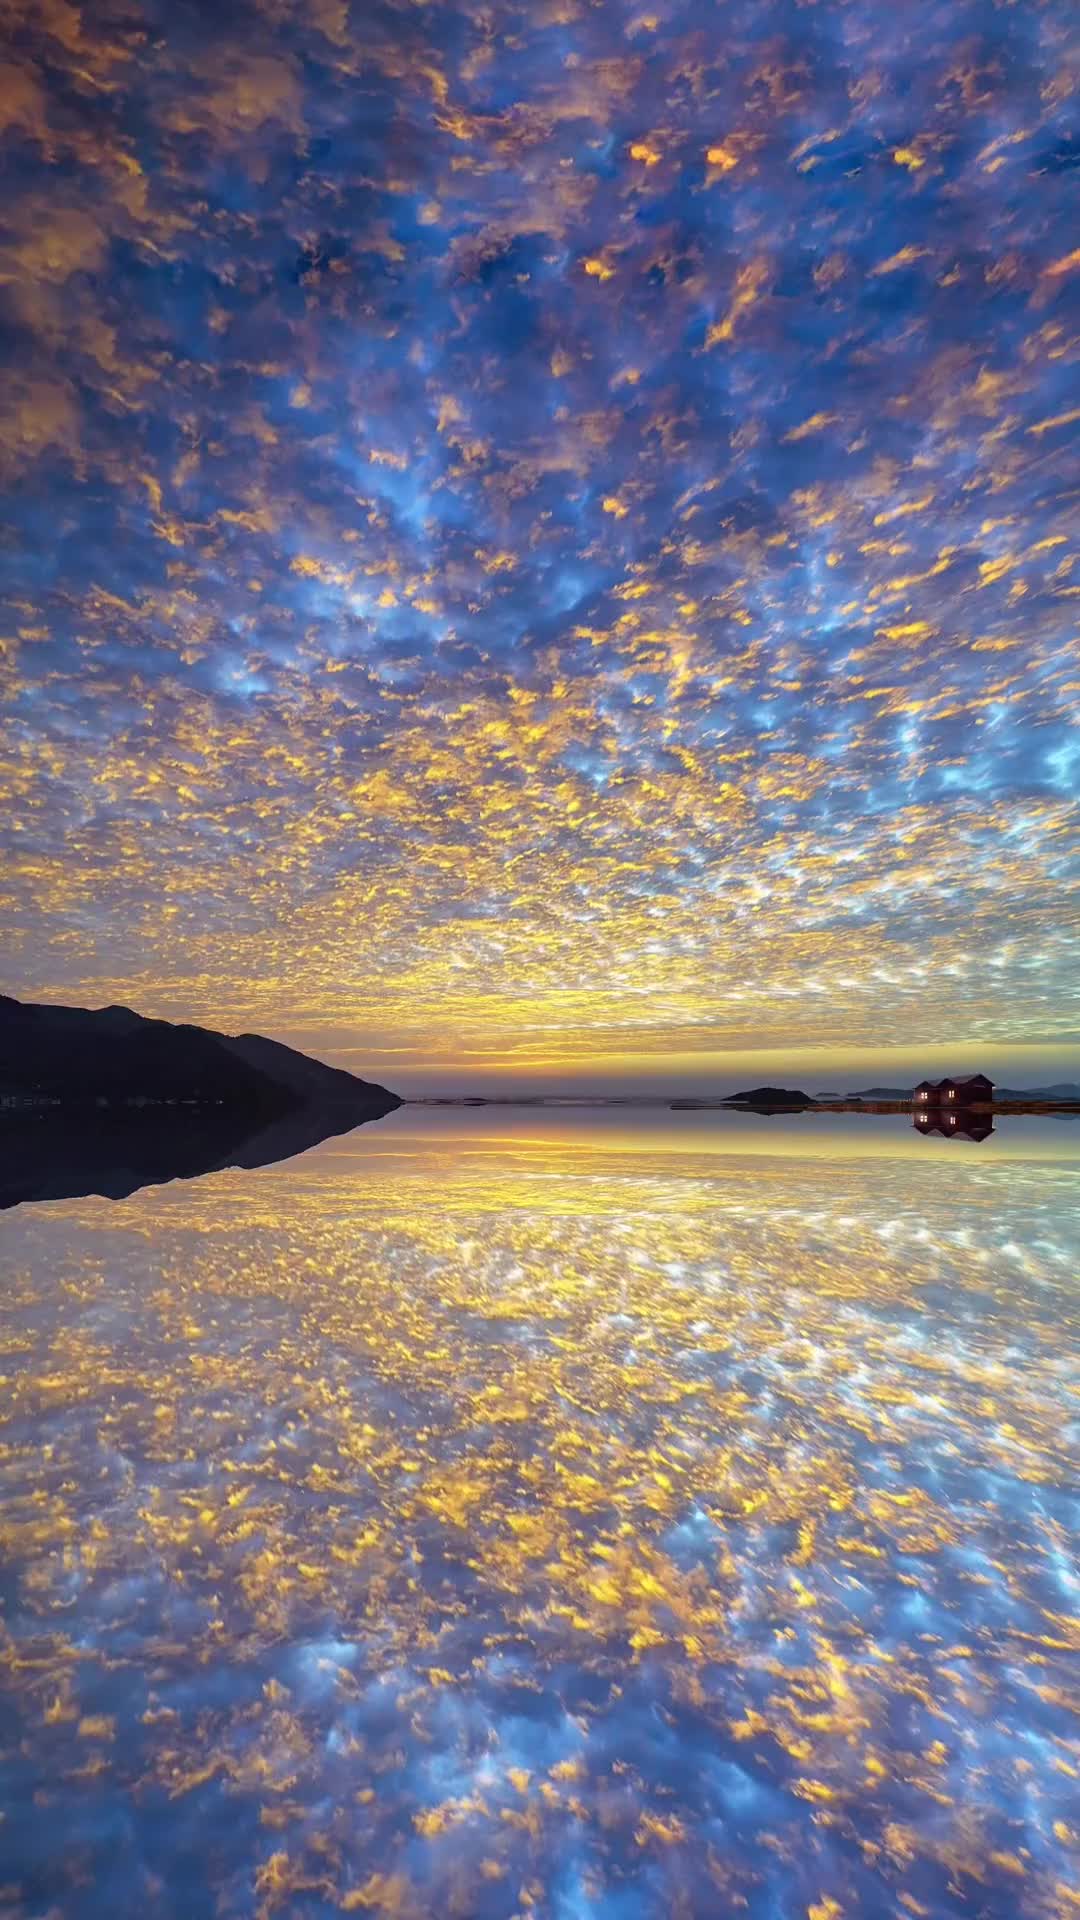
[0,996,400,1208]
[672,1086,813,1110]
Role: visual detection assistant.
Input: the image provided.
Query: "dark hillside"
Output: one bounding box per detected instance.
[0,996,398,1119]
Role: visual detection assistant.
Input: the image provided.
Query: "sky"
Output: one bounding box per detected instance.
[1,0,1078,1095]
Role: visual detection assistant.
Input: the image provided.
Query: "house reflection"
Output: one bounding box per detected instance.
[913,1113,996,1143]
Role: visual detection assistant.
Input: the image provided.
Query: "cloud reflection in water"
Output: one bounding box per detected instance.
[1,1121,1078,1917]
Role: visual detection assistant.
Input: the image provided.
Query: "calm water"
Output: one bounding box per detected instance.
[2,1109,1079,1918]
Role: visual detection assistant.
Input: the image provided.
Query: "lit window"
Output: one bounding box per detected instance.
[948,1089,955,1099]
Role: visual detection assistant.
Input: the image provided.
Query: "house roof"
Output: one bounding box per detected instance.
[916,1073,993,1090]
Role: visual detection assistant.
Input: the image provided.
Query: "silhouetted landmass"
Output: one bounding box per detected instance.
[0,995,400,1206]
[1,995,397,1112]
[724,1086,814,1107]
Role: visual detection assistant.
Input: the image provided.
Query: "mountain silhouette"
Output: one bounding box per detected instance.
[1,996,400,1207]
[724,1085,813,1107]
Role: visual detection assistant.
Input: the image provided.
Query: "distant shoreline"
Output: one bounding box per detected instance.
[406,1096,1080,1116]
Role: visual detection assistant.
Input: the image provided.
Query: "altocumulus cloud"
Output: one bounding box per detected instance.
[0,0,1078,1072]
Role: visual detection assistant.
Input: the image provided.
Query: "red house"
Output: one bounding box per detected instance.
[913,1074,994,1109]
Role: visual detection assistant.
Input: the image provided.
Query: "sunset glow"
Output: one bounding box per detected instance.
[2,0,1077,1084]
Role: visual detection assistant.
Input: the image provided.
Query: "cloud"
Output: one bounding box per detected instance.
[0,0,1077,1073]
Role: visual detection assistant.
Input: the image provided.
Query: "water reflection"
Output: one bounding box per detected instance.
[1,1117,1078,1917]
[0,1100,390,1210]
[913,1112,996,1143]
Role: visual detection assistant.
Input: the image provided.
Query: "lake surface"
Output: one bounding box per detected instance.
[2,1109,1078,1918]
